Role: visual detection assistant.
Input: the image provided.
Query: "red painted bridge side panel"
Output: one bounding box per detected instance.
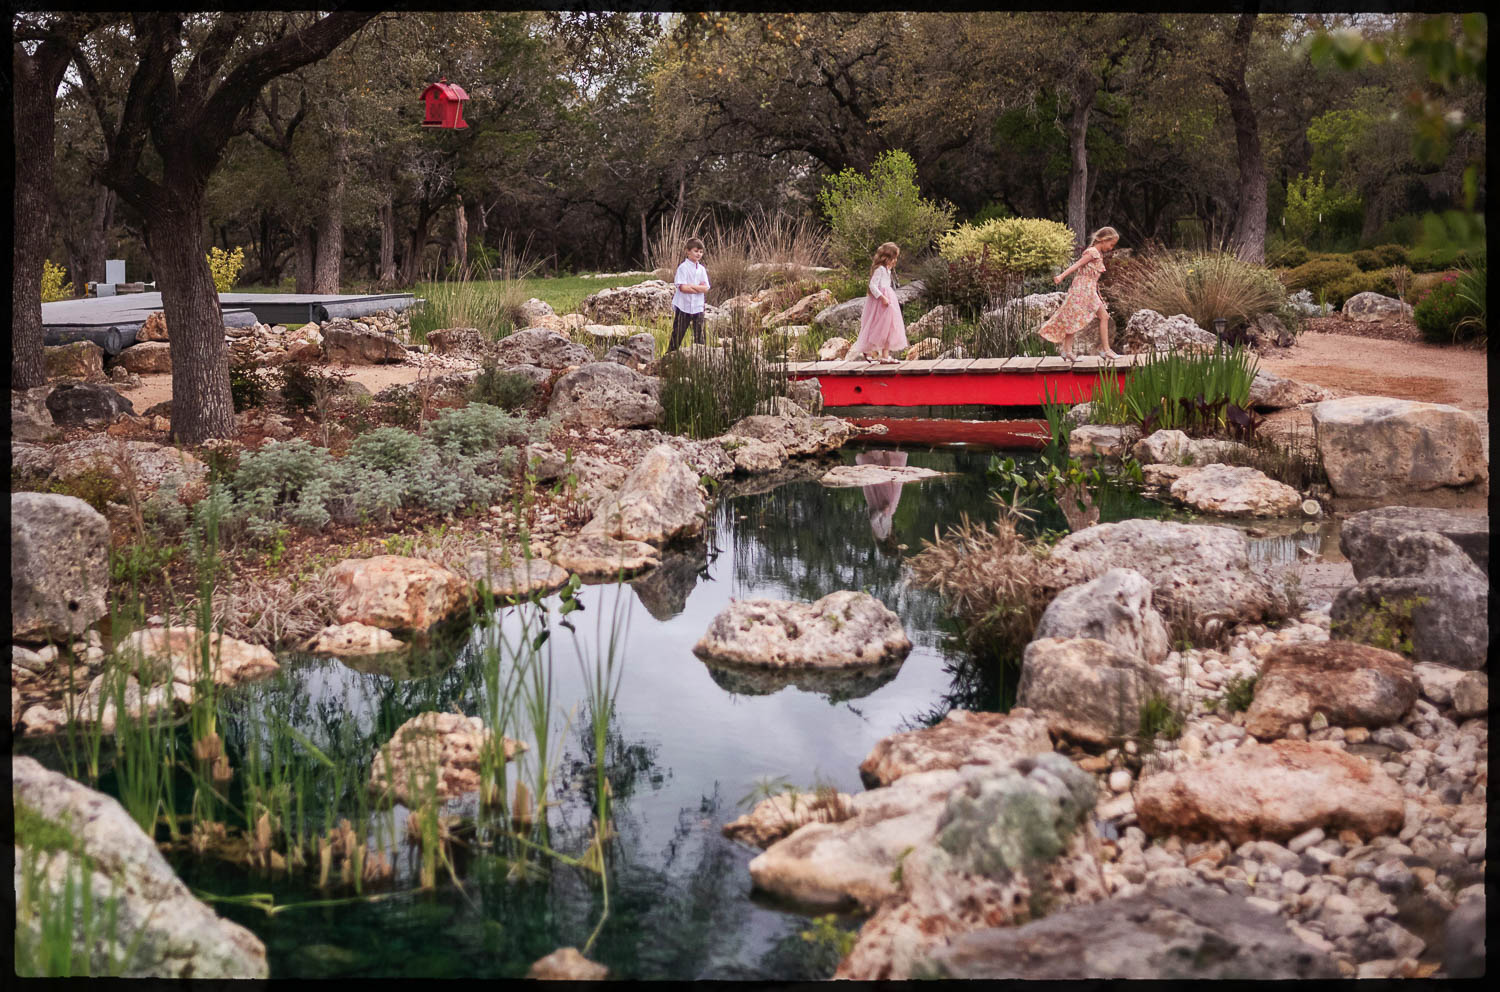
[794,371,1127,408]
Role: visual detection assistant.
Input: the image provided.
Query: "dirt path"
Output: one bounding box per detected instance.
[1259,332,1488,412]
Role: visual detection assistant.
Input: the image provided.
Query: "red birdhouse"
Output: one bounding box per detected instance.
[421,77,469,129]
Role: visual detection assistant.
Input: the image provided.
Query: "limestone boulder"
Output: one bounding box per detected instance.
[40,436,207,494]
[925,885,1338,980]
[1121,310,1220,353]
[984,292,1065,332]
[814,280,924,335]
[112,341,172,374]
[137,311,169,342]
[902,336,946,361]
[1135,739,1405,844]
[113,627,280,688]
[1244,641,1419,740]
[45,340,105,380]
[785,377,824,414]
[1069,424,1140,459]
[1048,518,1283,623]
[426,326,484,355]
[1033,568,1170,664]
[581,443,705,544]
[492,328,593,369]
[1452,671,1487,717]
[834,753,1103,980]
[723,789,857,848]
[1017,637,1168,745]
[817,336,851,361]
[518,297,556,325]
[13,756,269,977]
[328,556,472,632]
[1342,291,1412,323]
[322,318,407,364]
[547,361,663,429]
[724,436,786,474]
[858,708,1052,788]
[906,304,958,341]
[461,552,572,598]
[45,381,134,424]
[1330,531,1488,670]
[819,462,947,487]
[755,396,809,418]
[1312,396,1487,498]
[550,534,660,579]
[695,590,910,670]
[11,385,58,442]
[368,712,523,808]
[1248,370,1326,410]
[11,493,110,643]
[1168,464,1304,517]
[764,289,835,327]
[527,948,609,981]
[580,279,676,324]
[602,332,657,369]
[1412,661,1468,707]
[1339,506,1488,578]
[726,413,857,457]
[307,622,406,657]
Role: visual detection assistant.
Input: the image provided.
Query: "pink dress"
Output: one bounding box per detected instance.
[1037,246,1106,343]
[851,265,908,356]
[857,449,908,541]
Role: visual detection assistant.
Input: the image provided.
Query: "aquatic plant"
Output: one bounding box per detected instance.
[1089,345,1258,437]
[13,827,132,977]
[658,333,790,438]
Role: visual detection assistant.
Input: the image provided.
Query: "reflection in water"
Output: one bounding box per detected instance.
[701,654,906,703]
[856,448,909,542]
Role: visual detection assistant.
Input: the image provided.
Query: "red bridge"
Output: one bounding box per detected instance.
[784,354,1144,408]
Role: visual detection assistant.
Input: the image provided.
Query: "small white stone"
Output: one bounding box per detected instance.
[1108,769,1133,793]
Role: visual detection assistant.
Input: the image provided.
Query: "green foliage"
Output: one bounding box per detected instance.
[1325,268,1398,309]
[1266,241,1310,268]
[468,362,538,411]
[41,259,74,303]
[1281,256,1360,297]
[824,270,872,304]
[800,913,858,971]
[273,362,348,415]
[20,468,125,515]
[1350,249,1381,271]
[1108,252,1286,331]
[1090,346,1258,436]
[14,840,129,977]
[1138,693,1185,741]
[1218,674,1258,714]
[428,402,540,456]
[229,356,271,412]
[658,335,789,438]
[1414,271,1485,344]
[1282,171,1363,251]
[937,216,1075,274]
[1369,244,1409,267]
[818,149,956,266]
[206,246,246,294]
[1332,596,1426,656]
[109,540,178,587]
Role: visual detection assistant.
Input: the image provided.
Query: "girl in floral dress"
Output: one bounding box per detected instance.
[1037,226,1122,360]
[852,242,908,364]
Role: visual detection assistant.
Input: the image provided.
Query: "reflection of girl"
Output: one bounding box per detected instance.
[858,449,908,541]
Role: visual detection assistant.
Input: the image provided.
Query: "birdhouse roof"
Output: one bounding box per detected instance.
[423,80,468,101]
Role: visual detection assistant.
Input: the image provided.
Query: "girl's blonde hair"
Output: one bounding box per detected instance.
[870,241,900,275]
[1090,226,1120,245]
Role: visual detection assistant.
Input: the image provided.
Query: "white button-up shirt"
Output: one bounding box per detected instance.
[672,260,709,314]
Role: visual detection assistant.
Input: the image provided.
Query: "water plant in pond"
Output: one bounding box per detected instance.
[14,826,135,977]
[658,333,790,438]
[1089,345,1258,436]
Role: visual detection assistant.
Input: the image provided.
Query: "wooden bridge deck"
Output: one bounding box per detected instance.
[782,353,1148,407]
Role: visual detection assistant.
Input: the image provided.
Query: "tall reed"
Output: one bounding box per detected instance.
[658,332,790,438]
[1090,345,1257,435]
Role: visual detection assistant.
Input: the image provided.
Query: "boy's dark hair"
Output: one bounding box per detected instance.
[684,237,705,253]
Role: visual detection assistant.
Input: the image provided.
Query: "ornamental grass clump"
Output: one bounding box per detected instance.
[1089,345,1258,437]
[658,334,790,438]
[1107,251,1286,331]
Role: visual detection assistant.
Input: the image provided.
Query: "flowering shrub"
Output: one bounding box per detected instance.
[40,259,74,302]
[206,246,246,294]
[937,217,1074,274]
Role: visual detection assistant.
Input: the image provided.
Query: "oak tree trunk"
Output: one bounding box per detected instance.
[1064,81,1095,253]
[295,225,316,294]
[452,196,468,275]
[1216,14,1266,264]
[143,185,236,443]
[312,117,346,294]
[377,194,398,289]
[12,46,70,390]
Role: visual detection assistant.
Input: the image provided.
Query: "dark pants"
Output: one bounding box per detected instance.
[667,306,706,350]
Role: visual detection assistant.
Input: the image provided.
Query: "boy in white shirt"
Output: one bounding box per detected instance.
[667,237,710,351]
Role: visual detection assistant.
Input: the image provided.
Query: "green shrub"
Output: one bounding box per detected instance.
[1369,244,1409,267]
[1282,171,1363,250]
[937,217,1075,275]
[1138,693,1185,741]
[1350,249,1382,271]
[1414,272,1484,344]
[1219,674,1258,713]
[1327,269,1397,309]
[469,363,538,411]
[40,259,74,303]
[1090,345,1258,436]
[206,246,246,294]
[428,403,538,456]
[658,335,788,438]
[22,468,126,515]
[1107,251,1286,331]
[818,149,956,267]
[229,357,270,412]
[1281,256,1359,297]
[924,245,1020,319]
[824,271,872,304]
[1265,241,1309,268]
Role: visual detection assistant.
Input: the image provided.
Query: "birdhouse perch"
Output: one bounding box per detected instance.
[421,77,469,129]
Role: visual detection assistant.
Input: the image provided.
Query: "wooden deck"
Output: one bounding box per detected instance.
[782,353,1146,407]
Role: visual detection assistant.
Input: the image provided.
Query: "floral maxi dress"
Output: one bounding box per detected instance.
[1037,246,1106,343]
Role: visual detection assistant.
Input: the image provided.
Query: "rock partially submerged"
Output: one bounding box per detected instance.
[723,788,856,848]
[328,556,473,632]
[461,551,572,598]
[307,622,407,657]
[693,591,911,668]
[727,413,857,457]
[13,755,269,978]
[819,463,948,487]
[858,708,1053,788]
[527,947,610,981]
[368,712,524,808]
[581,443,706,544]
[1167,464,1304,517]
[550,534,660,579]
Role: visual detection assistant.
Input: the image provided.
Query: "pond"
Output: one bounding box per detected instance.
[37,440,1332,979]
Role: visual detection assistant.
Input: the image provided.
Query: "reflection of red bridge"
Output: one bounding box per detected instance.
[846,418,1051,449]
[784,354,1144,408]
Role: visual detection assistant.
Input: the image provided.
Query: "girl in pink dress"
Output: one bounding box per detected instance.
[1037,226,1122,361]
[852,242,909,364]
